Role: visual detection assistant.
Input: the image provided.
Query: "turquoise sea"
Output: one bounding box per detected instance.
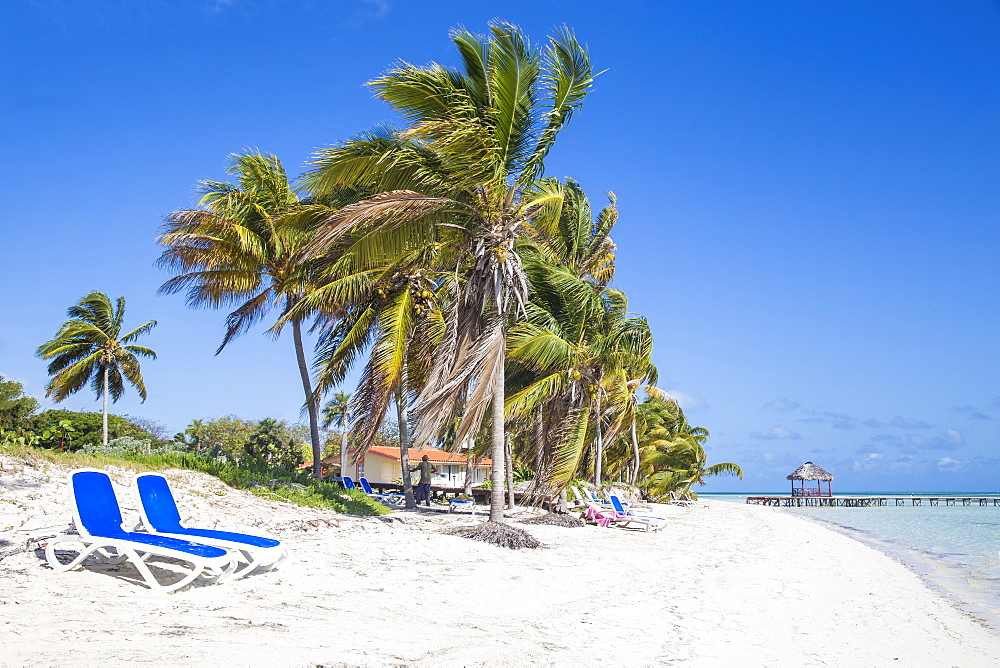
[702,492,1000,633]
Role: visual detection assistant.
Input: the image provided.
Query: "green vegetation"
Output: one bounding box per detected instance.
[0,439,388,516]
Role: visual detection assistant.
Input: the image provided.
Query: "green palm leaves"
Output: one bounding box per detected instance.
[637,398,743,499]
[157,150,335,479]
[36,291,156,445]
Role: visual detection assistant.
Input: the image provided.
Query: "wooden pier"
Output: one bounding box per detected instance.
[746,496,1000,508]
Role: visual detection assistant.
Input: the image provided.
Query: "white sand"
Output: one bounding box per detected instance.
[2,458,1000,667]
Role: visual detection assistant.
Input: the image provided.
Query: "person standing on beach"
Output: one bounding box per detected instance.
[410,455,437,507]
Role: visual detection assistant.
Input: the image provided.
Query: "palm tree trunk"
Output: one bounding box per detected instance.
[102,366,109,446]
[504,433,515,510]
[629,415,641,486]
[397,360,416,509]
[593,393,603,488]
[339,417,349,479]
[489,349,506,523]
[463,440,475,495]
[292,319,323,480]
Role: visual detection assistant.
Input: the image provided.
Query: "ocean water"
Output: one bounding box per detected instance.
[702,492,1000,633]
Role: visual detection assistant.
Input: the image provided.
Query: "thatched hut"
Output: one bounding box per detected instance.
[787,461,833,497]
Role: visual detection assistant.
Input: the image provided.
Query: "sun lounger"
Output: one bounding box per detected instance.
[608,495,667,531]
[340,476,357,490]
[583,501,618,528]
[448,498,476,514]
[133,473,287,578]
[358,477,405,506]
[669,491,696,507]
[46,469,238,592]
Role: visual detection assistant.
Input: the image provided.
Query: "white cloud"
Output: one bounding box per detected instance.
[750,426,802,440]
[664,389,706,411]
[936,457,966,473]
[890,416,933,429]
[762,397,801,412]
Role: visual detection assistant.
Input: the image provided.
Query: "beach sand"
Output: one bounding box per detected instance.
[2,458,999,667]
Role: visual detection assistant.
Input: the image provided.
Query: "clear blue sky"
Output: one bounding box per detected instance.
[2,1,997,492]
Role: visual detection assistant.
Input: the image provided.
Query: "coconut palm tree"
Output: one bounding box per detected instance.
[321,390,352,477]
[506,278,655,495]
[157,150,343,480]
[36,291,156,446]
[635,396,742,499]
[303,22,596,523]
[299,248,450,509]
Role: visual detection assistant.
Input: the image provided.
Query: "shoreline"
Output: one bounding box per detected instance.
[783,509,1000,635]
[4,464,1000,665]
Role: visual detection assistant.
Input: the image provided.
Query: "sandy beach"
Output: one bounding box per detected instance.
[3,459,1000,667]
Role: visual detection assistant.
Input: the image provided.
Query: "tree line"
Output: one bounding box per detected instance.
[12,22,741,521]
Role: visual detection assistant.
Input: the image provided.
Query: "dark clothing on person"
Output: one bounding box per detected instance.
[411,459,437,506]
[415,482,432,506]
[415,460,435,484]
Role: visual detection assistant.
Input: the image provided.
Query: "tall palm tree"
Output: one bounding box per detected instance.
[36,291,156,446]
[321,390,352,478]
[304,22,596,522]
[157,150,337,479]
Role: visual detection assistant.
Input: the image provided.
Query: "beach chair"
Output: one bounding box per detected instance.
[608,495,667,532]
[340,476,357,490]
[447,497,476,515]
[610,487,652,510]
[669,491,696,507]
[46,469,238,592]
[583,501,618,528]
[133,473,287,578]
[358,477,405,506]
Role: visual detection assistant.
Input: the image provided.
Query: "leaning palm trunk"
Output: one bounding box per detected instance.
[489,351,506,523]
[292,320,323,480]
[339,422,349,479]
[464,445,476,495]
[593,394,603,487]
[630,416,641,486]
[396,362,416,509]
[102,366,109,446]
[505,434,515,510]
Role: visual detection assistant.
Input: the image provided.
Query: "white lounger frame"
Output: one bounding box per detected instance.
[46,469,238,592]
[132,473,288,578]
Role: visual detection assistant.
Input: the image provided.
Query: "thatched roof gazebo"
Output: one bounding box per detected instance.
[787,461,833,497]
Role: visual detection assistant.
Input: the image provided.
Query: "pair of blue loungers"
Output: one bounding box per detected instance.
[339,476,406,506]
[46,469,287,592]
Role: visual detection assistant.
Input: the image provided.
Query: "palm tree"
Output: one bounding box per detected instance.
[635,397,742,499]
[506,280,655,494]
[299,250,450,509]
[36,291,156,445]
[304,22,596,523]
[157,150,339,479]
[321,390,352,478]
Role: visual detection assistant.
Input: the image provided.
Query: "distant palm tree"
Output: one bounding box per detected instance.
[322,390,352,478]
[36,291,156,446]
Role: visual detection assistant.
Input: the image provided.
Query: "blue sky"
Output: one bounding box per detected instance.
[2,1,997,491]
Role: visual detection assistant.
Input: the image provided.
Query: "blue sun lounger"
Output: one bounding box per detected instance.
[358,477,405,505]
[46,469,238,592]
[132,472,287,578]
[608,495,667,532]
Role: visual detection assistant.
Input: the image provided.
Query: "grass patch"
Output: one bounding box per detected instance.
[0,443,389,516]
